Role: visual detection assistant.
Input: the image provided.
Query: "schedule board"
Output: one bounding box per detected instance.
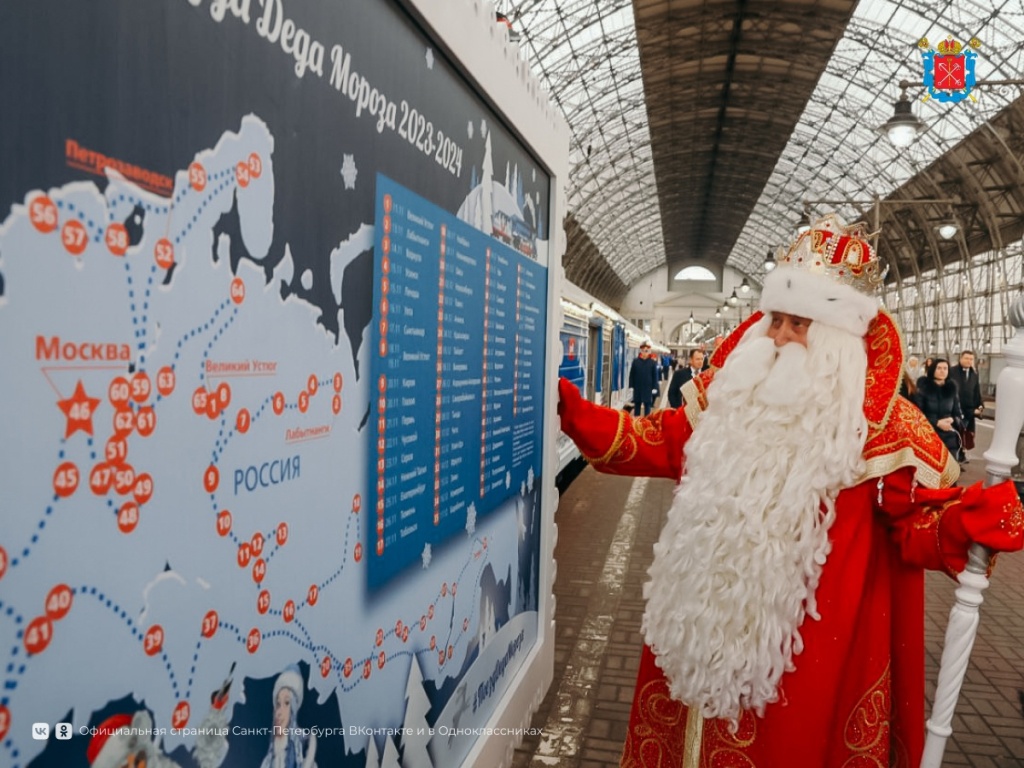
[0,1,567,767]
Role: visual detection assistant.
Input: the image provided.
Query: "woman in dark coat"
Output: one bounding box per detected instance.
[913,358,964,459]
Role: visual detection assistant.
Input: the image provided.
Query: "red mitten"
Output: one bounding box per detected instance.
[557,377,625,464]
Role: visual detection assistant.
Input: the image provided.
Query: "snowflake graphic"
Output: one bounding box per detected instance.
[425,47,434,69]
[422,543,432,569]
[466,502,477,535]
[467,120,474,139]
[340,154,358,189]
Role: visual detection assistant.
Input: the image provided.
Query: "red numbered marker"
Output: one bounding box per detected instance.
[109,377,131,409]
[235,161,250,188]
[216,510,232,537]
[378,651,386,670]
[61,220,88,256]
[333,373,343,392]
[0,547,7,581]
[272,392,285,415]
[192,387,209,415]
[307,584,318,606]
[463,617,469,632]
[283,600,295,623]
[157,366,176,396]
[154,238,175,269]
[216,382,231,408]
[419,616,426,631]
[247,627,261,654]
[332,394,341,414]
[402,626,409,642]
[172,701,190,729]
[395,620,403,636]
[383,194,392,213]
[343,657,353,678]
[118,501,140,534]
[428,604,434,620]
[45,584,74,620]
[250,532,264,556]
[230,276,245,304]
[275,522,288,546]
[447,645,453,660]
[352,494,362,513]
[438,651,445,666]
[113,465,136,495]
[205,394,221,420]
[307,374,318,395]
[143,624,164,656]
[236,408,251,434]
[53,461,80,498]
[24,616,54,655]
[376,539,384,556]
[105,436,128,465]
[451,583,458,596]
[203,465,219,493]
[89,463,114,495]
[297,391,309,414]
[133,473,154,505]
[429,635,436,651]
[29,195,58,233]
[251,558,266,584]
[248,153,263,178]
[320,656,331,678]
[362,660,372,679]
[257,590,271,615]
[353,542,363,563]
[131,372,151,403]
[441,583,448,597]
[375,628,384,647]
[237,543,252,568]
[106,223,129,256]
[189,162,207,192]
[0,703,10,742]
[201,610,219,638]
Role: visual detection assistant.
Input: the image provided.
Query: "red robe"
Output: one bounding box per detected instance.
[557,311,1024,768]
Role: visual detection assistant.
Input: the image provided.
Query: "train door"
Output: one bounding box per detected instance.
[587,318,602,402]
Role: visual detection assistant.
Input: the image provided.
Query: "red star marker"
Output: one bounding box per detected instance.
[57,380,102,438]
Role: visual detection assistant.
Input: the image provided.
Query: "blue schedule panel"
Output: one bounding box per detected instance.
[369,174,547,587]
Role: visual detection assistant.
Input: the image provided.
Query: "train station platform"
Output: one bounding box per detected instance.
[513,417,1024,767]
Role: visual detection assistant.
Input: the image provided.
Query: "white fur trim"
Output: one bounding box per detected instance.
[760,266,878,337]
[273,667,304,710]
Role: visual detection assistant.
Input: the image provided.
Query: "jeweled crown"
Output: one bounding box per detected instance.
[778,213,884,296]
[937,37,963,55]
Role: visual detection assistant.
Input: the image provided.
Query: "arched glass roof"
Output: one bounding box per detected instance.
[500,0,1024,303]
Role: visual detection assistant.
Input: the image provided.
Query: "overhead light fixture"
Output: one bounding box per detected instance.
[797,207,811,235]
[714,308,721,318]
[728,288,739,306]
[764,249,776,272]
[938,223,958,240]
[721,303,729,313]
[881,86,925,148]
[739,277,750,293]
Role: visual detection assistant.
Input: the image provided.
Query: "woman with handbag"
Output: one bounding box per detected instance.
[914,357,965,462]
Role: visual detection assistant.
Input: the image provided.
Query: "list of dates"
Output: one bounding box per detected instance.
[368,174,547,587]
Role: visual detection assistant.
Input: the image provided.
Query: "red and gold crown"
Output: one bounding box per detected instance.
[937,37,963,55]
[761,212,883,336]
[778,212,884,296]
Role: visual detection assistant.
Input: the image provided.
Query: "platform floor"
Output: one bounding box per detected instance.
[513,417,1024,767]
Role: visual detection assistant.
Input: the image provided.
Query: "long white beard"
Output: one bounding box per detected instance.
[641,318,869,722]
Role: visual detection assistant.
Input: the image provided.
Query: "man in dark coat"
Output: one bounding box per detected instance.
[948,350,983,462]
[628,342,660,415]
[667,349,705,408]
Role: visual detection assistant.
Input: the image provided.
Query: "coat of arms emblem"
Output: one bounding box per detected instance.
[919,36,981,103]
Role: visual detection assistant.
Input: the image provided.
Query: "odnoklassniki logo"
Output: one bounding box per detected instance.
[919,36,981,104]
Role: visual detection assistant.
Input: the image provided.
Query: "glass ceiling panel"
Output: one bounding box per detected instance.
[498,0,664,285]
[501,0,1024,290]
[729,0,1024,277]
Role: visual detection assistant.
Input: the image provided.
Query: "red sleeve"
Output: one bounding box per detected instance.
[876,467,1024,575]
[557,377,690,480]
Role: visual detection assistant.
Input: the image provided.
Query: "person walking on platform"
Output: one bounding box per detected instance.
[666,349,704,409]
[949,350,983,462]
[556,213,1024,768]
[628,342,660,416]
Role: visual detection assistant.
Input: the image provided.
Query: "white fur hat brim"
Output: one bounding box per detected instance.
[759,266,879,337]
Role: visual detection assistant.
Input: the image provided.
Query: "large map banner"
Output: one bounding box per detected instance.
[0,2,551,767]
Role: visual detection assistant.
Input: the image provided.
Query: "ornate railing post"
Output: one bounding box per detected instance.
[921,295,1024,768]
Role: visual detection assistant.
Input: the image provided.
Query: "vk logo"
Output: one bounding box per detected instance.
[32,722,50,740]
